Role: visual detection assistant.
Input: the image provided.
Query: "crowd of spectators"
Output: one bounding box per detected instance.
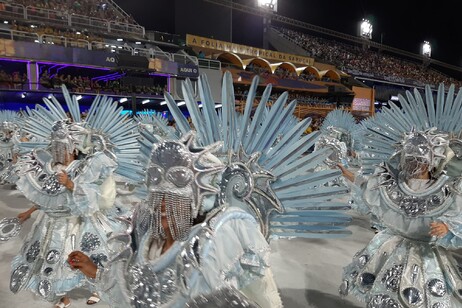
[278,27,462,88]
[0,70,28,89]
[39,71,165,96]
[8,0,136,24]
[12,22,104,45]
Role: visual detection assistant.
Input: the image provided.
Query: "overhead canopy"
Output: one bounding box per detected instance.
[320,69,341,81]
[215,52,244,69]
[296,66,321,80]
[242,57,272,72]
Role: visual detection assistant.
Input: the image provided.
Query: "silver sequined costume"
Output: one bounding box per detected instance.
[341,84,462,307]
[93,72,352,307]
[10,86,142,302]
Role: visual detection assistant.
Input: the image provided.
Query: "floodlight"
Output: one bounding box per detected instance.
[257,0,278,12]
[422,41,431,57]
[359,19,373,40]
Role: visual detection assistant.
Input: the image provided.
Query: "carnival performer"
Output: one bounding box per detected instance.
[10,87,142,308]
[340,84,462,308]
[69,72,352,307]
[0,110,21,184]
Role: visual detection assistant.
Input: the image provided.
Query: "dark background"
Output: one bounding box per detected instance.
[114,0,459,67]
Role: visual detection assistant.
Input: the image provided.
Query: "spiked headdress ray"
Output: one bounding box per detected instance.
[0,110,21,131]
[143,72,351,239]
[360,84,462,174]
[19,85,144,183]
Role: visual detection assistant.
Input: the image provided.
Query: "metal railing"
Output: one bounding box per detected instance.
[0,28,39,42]
[0,1,145,38]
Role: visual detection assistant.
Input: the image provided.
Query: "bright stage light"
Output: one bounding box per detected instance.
[257,0,277,12]
[359,19,373,40]
[422,41,431,57]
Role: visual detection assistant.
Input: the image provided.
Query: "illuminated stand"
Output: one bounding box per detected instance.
[258,0,278,49]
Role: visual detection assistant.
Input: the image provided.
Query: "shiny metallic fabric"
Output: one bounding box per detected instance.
[367,294,402,308]
[186,287,261,308]
[0,217,21,241]
[402,287,422,305]
[427,279,446,297]
[26,241,40,263]
[45,250,61,264]
[381,264,404,292]
[80,232,101,252]
[359,273,376,291]
[10,264,30,293]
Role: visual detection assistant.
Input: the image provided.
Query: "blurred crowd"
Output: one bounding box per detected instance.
[0,70,28,89]
[8,0,135,24]
[39,71,165,96]
[278,27,462,88]
[12,22,104,44]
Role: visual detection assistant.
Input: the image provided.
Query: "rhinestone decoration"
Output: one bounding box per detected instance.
[45,250,61,264]
[402,287,422,305]
[358,255,369,268]
[432,303,449,308]
[381,264,404,292]
[367,294,402,308]
[10,264,29,293]
[38,280,51,298]
[26,241,40,263]
[41,173,65,195]
[80,232,101,252]
[0,217,21,241]
[161,268,177,299]
[427,279,446,297]
[90,253,108,268]
[359,273,376,291]
[384,178,450,217]
[165,192,193,241]
[43,267,53,276]
[128,264,161,306]
[339,279,349,295]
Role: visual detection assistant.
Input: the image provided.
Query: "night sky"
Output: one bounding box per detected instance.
[114,0,459,67]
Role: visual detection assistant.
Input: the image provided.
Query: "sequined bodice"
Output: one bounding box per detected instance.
[376,173,453,240]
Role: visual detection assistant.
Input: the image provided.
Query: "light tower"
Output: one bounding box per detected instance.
[258,0,278,49]
[422,41,431,58]
[359,19,373,40]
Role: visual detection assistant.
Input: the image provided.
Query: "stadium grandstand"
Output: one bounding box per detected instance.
[0,0,461,123]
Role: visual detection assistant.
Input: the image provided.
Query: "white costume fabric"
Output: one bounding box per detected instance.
[92,72,352,307]
[341,84,462,307]
[9,86,142,302]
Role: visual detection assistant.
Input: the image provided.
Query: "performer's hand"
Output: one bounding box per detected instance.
[57,172,74,191]
[429,222,449,237]
[17,211,31,223]
[68,251,98,279]
[17,205,37,223]
[337,163,355,182]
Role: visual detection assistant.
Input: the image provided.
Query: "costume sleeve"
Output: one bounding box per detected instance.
[198,209,282,308]
[92,260,132,308]
[240,268,283,308]
[70,153,117,216]
[435,193,462,250]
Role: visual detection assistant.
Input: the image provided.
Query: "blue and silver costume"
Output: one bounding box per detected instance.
[94,72,352,307]
[10,87,142,302]
[341,84,462,308]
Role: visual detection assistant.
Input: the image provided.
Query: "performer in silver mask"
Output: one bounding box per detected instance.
[10,87,142,308]
[339,84,462,308]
